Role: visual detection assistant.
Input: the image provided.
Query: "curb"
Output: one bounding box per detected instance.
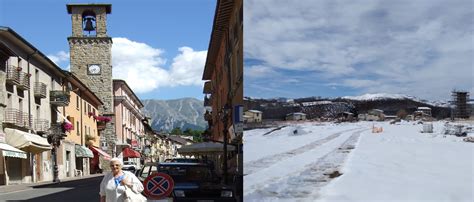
[0,173,104,195]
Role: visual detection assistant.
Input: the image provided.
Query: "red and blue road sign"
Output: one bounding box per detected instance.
[143,172,175,199]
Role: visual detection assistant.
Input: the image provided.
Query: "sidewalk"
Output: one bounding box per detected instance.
[0,173,104,194]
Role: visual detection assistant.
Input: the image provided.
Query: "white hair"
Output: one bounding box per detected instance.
[109,157,123,166]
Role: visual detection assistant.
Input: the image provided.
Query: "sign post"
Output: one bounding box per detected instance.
[143,172,175,200]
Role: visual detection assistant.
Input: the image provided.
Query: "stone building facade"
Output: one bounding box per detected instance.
[67,4,116,163]
[201,0,243,196]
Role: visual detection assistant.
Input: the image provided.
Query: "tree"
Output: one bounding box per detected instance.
[170,127,182,136]
[397,109,408,119]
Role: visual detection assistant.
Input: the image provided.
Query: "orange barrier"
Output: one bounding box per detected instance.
[372,125,383,133]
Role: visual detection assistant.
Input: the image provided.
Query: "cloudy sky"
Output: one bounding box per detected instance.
[244,0,473,101]
[0,0,215,100]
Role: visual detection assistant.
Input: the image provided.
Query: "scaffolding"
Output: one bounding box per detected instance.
[451,90,470,119]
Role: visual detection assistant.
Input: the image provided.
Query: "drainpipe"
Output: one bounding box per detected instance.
[80,90,83,146]
[26,50,37,183]
[26,50,37,131]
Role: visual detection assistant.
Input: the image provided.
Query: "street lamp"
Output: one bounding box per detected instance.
[219,104,231,184]
[47,122,67,183]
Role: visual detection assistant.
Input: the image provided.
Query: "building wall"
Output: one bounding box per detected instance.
[206,0,243,143]
[63,91,99,147]
[113,81,145,152]
[2,54,62,184]
[68,5,115,159]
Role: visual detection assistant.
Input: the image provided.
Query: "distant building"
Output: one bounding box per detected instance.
[417,107,432,117]
[366,109,385,121]
[244,110,262,123]
[286,112,307,121]
[452,91,470,119]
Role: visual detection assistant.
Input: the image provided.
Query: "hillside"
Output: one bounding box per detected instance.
[142,98,207,132]
[244,93,451,120]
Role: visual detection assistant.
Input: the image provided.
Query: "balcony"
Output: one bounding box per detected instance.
[6,65,20,85]
[50,90,70,106]
[204,95,212,106]
[35,119,50,133]
[4,108,32,128]
[34,82,47,98]
[203,81,213,94]
[17,72,30,90]
[49,123,67,139]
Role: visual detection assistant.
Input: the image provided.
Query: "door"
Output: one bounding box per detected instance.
[66,151,70,177]
[35,154,41,182]
[6,157,22,184]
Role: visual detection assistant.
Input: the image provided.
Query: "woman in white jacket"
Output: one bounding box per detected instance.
[99,158,144,202]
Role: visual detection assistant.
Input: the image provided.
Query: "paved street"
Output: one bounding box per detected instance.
[0,176,102,202]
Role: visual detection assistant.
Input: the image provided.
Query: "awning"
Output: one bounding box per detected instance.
[75,145,94,158]
[5,128,51,154]
[0,142,27,159]
[89,146,111,160]
[177,142,236,155]
[122,147,141,158]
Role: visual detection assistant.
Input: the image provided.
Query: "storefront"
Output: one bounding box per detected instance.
[3,128,51,184]
[74,144,93,176]
[0,142,27,185]
[89,146,111,174]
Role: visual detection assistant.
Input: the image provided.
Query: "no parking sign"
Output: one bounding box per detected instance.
[143,172,175,199]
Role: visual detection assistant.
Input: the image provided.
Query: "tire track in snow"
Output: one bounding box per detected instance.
[245,127,362,176]
[246,129,367,200]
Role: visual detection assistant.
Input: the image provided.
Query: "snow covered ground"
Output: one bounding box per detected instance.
[244,121,474,202]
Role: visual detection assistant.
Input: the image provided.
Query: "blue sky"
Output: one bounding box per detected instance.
[244,0,473,101]
[0,0,215,100]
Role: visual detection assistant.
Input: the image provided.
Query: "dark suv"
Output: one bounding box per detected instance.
[137,162,236,201]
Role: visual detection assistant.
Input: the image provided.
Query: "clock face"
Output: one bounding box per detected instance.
[88,64,101,74]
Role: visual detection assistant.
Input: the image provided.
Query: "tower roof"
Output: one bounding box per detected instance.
[67,4,112,14]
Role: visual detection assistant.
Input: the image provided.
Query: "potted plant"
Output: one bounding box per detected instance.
[62,121,74,133]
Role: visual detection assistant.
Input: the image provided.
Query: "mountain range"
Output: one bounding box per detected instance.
[142,98,208,132]
[244,93,452,120]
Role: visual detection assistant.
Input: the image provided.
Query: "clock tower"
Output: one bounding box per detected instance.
[67,4,116,159]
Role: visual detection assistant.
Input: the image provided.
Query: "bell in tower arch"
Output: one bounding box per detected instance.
[83,16,96,32]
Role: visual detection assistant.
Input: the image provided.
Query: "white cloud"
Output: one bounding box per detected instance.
[112,37,170,94]
[245,65,277,78]
[47,38,207,94]
[111,37,207,93]
[47,51,70,70]
[245,0,473,100]
[169,47,207,86]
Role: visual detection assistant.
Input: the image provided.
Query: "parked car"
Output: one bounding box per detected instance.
[122,161,138,172]
[137,162,236,201]
[164,158,201,163]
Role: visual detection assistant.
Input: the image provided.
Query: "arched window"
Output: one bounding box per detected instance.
[82,10,97,36]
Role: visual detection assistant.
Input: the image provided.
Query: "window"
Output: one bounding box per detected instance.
[35,69,39,83]
[7,94,12,107]
[17,58,22,69]
[76,121,80,136]
[84,126,87,136]
[19,98,23,112]
[84,101,87,114]
[93,108,96,116]
[76,96,79,110]
[51,77,55,90]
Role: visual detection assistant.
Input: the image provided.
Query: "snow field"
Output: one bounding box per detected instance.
[244,121,474,202]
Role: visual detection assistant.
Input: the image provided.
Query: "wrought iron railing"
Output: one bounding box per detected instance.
[4,108,32,128]
[17,72,30,90]
[34,82,47,98]
[6,65,20,85]
[50,90,70,106]
[34,119,50,133]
